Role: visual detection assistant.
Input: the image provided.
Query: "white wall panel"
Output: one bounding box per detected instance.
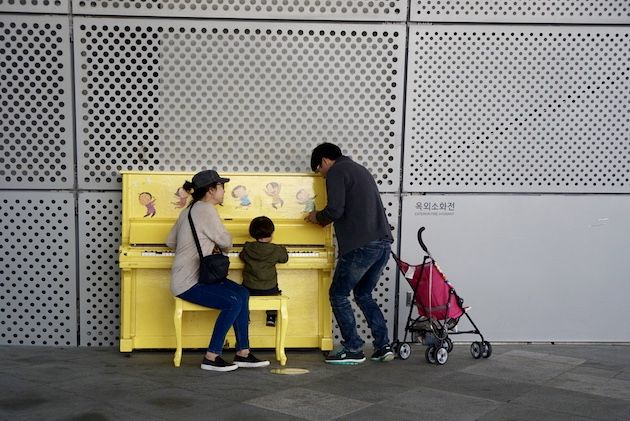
[399,194,630,342]
[73,0,407,21]
[74,18,405,191]
[404,25,630,193]
[410,1,630,24]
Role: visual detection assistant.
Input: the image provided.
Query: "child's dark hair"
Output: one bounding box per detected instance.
[183,180,218,203]
[249,216,275,240]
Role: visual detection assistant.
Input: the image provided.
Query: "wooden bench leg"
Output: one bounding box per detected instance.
[173,302,183,367]
[277,299,288,366]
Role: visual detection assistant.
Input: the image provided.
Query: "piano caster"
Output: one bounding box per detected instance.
[322,350,330,358]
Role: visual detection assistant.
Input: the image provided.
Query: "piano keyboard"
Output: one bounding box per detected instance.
[228,251,322,258]
[140,250,322,257]
[141,251,174,256]
[121,247,332,270]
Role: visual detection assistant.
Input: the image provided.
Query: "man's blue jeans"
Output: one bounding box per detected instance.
[178,280,250,355]
[330,239,391,352]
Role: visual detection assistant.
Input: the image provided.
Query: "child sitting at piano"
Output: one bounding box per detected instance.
[239,216,289,326]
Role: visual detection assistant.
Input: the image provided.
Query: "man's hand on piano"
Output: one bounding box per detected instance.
[305,211,319,224]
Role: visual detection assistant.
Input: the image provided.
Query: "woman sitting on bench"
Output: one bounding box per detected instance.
[166,169,270,372]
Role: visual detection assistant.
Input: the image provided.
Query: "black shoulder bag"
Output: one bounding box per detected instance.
[188,202,230,284]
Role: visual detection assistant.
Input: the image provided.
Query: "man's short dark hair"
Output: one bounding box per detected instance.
[249,216,275,239]
[310,142,342,172]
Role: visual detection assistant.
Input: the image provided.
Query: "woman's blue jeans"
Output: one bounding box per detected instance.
[330,239,391,352]
[178,280,250,355]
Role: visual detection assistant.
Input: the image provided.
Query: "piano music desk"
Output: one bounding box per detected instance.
[119,172,335,363]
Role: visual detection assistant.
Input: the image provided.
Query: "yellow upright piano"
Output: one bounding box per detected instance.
[118,171,334,353]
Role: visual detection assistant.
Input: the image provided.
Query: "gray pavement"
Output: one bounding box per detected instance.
[1,343,629,420]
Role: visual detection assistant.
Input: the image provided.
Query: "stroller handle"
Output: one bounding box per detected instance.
[417,227,430,254]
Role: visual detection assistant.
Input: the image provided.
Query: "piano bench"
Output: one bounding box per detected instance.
[173,295,289,367]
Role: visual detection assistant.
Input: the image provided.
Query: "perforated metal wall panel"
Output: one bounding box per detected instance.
[2,0,628,350]
[0,191,77,346]
[410,1,630,24]
[73,0,407,21]
[404,25,630,193]
[77,192,121,347]
[0,15,74,189]
[332,193,399,346]
[74,19,405,191]
[0,0,69,14]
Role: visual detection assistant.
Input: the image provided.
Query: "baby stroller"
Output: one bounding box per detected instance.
[391,227,491,365]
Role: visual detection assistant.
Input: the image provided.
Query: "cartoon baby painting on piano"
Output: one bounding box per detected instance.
[296,188,316,213]
[172,187,190,209]
[231,185,252,209]
[265,182,284,209]
[138,192,157,217]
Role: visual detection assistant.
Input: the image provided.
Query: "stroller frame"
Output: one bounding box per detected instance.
[391,227,491,365]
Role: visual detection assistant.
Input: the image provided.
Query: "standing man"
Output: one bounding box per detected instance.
[306,143,394,364]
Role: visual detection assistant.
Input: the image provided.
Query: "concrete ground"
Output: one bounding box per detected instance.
[1,343,629,420]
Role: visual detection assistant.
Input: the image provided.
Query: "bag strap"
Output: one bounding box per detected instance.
[187,201,204,260]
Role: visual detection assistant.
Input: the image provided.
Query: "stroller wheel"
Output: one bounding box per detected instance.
[482,341,493,358]
[470,341,482,359]
[435,347,448,365]
[425,346,437,364]
[444,337,454,353]
[398,343,412,360]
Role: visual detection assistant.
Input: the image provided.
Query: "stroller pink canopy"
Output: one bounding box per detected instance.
[395,257,464,321]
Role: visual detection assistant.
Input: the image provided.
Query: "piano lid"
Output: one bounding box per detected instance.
[121,171,333,248]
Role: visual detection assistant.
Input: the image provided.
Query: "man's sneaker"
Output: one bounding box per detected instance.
[201,356,238,372]
[233,352,270,368]
[325,348,366,365]
[266,315,276,327]
[371,345,395,362]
